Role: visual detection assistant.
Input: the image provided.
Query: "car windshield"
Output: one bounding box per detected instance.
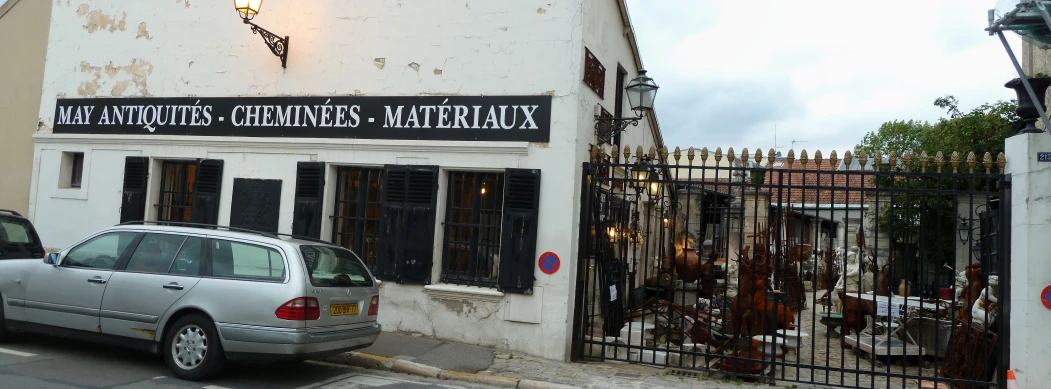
[299,245,374,287]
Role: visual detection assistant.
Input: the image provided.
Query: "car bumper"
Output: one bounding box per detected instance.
[216,322,381,361]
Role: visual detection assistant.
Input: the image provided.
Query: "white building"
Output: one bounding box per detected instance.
[27,0,664,361]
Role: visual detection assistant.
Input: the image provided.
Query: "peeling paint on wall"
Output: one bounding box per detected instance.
[537,7,546,14]
[408,62,420,71]
[177,0,190,8]
[433,68,442,75]
[77,59,155,97]
[136,22,151,40]
[76,4,89,16]
[84,9,127,33]
[373,58,385,69]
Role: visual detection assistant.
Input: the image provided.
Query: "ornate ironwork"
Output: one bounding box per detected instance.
[244,19,289,68]
[594,116,640,144]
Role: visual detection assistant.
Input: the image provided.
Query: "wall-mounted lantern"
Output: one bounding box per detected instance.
[594,70,660,143]
[234,0,290,68]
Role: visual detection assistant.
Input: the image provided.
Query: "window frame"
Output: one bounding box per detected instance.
[439,171,506,288]
[330,166,384,272]
[155,160,197,223]
[203,236,290,283]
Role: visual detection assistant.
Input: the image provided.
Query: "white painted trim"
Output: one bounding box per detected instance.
[423,284,504,303]
[32,133,532,155]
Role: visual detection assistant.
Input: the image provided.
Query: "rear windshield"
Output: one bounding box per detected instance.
[299,245,374,287]
[0,218,42,259]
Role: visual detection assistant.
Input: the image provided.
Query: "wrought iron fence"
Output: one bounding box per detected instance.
[572,145,1010,389]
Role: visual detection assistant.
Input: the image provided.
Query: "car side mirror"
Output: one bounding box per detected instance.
[45,252,59,265]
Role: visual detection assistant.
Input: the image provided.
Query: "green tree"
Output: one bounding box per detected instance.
[854,119,931,158]
[855,95,1017,158]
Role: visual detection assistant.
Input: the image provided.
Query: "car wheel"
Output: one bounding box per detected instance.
[164,314,226,381]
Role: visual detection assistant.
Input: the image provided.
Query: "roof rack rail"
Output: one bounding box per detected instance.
[116,221,332,244]
[0,209,24,217]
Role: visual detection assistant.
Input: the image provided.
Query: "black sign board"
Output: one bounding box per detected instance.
[229,178,282,234]
[52,95,552,142]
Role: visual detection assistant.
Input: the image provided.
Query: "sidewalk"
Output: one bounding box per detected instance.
[319,332,833,389]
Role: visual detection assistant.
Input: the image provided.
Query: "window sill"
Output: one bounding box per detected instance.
[424,284,504,303]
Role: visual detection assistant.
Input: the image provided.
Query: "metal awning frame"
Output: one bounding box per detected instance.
[988,1,1051,135]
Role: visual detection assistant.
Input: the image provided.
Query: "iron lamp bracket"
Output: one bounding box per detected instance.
[594,115,642,144]
[244,19,289,68]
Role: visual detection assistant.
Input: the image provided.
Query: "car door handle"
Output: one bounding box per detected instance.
[163,283,184,290]
[87,278,107,284]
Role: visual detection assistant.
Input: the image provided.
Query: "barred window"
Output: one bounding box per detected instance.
[441,172,504,287]
[156,161,196,222]
[331,167,384,271]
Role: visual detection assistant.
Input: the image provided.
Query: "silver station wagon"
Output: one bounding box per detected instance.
[0,222,381,380]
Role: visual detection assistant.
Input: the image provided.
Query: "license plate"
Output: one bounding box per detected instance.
[330,304,359,316]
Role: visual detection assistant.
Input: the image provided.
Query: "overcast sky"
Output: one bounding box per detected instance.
[625,0,1024,155]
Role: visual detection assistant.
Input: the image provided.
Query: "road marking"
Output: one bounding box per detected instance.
[0,347,35,357]
[152,376,166,380]
[202,386,233,389]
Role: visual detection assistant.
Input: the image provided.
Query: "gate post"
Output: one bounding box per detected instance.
[1005,132,1051,389]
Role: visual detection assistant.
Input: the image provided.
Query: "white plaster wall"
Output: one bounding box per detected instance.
[1005,133,1051,388]
[27,0,623,361]
[31,147,140,250]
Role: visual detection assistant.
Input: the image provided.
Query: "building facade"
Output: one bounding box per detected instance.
[0,0,51,216]
[28,0,663,361]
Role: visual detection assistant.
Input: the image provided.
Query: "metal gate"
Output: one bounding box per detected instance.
[571,146,1010,389]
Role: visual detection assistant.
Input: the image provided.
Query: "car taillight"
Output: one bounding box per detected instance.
[275,297,320,320]
[368,295,379,316]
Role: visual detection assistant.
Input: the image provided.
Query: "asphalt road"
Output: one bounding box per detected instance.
[0,334,497,389]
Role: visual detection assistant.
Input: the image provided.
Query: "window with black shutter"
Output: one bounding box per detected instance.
[498,169,541,294]
[120,156,150,223]
[292,162,326,239]
[331,167,384,271]
[376,165,439,283]
[153,159,223,225]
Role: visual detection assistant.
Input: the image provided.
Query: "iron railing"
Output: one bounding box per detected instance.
[572,145,1010,389]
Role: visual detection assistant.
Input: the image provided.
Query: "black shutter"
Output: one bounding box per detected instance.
[190,159,224,225]
[292,162,326,238]
[376,165,439,283]
[499,168,541,294]
[119,156,149,223]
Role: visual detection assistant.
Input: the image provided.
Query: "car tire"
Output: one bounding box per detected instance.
[0,299,8,342]
[164,314,226,381]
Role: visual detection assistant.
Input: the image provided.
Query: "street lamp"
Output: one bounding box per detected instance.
[594,70,660,143]
[233,0,290,68]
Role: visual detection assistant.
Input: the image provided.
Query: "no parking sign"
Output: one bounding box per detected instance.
[1042,285,1051,311]
[538,252,560,275]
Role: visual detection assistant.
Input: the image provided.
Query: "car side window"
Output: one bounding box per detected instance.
[169,237,205,276]
[63,231,138,270]
[125,233,186,274]
[210,239,285,281]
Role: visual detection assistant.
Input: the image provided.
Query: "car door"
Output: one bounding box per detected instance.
[25,230,140,332]
[100,233,205,341]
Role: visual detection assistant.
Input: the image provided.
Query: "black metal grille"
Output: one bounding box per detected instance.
[441,172,504,287]
[572,147,1010,389]
[156,161,195,222]
[331,167,383,271]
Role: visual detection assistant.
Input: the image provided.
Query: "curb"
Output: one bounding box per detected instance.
[320,352,582,389]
